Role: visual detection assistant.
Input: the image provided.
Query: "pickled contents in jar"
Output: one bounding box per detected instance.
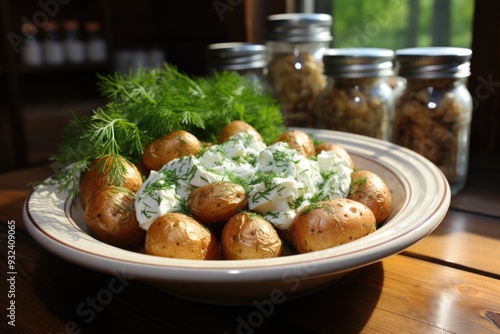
[267,52,326,127]
[316,78,392,140]
[392,78,472,183]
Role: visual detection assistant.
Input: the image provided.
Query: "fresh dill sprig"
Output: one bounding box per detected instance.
[48,64,285,196]
[87,106,144,159]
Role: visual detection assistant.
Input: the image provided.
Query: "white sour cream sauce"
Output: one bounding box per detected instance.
[135,132,352,231]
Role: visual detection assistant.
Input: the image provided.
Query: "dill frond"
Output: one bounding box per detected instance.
[48,63,285,196]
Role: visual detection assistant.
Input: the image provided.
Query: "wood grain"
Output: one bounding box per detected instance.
[2,226,499,334]
[405,209,500,277]
[2,166,500,334]
[0,165,52,231]
[275,255,500,334]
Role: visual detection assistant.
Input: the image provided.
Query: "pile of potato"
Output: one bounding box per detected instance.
[80,121,392,260]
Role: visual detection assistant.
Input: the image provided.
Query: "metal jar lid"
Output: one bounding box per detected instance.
[266,13,333,43]
[395,47,472,78]
[323,48,394,78]
[206,42,267,71]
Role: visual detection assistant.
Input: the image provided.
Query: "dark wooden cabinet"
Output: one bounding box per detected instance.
[0,0,252,172]
[469,0,500,157]
[0,0,112,171]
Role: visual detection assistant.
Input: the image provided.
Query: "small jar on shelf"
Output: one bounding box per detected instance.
[42,20,65,65]
[205,42,267,84]
[392,47,473,195]
[265,13,332,128]
[63,19,85,64]
[315,48,395,140]
[84,21,107,63]
[20,23,43,66]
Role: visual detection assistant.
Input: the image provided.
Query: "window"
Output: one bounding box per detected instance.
[287,0,474,49]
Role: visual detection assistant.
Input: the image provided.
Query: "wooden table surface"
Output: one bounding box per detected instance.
[1,164,499,334]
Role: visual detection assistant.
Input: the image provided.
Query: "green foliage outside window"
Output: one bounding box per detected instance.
[331,0,474,49]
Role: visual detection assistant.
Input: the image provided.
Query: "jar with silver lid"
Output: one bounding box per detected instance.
[206,42,267,83]
[266,13,332,127]
[315,48,395,140]
[392,47,473,195]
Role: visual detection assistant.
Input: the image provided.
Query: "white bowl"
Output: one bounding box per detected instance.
[23,129,450,305]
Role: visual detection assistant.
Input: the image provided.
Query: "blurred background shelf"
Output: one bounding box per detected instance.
[0,0,498,176]
[0,0,275,173]
[22,99,104,166]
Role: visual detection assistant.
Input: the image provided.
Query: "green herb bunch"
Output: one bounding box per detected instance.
[50,64,285,196]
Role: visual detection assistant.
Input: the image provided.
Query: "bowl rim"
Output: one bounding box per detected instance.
[23,129,451,283]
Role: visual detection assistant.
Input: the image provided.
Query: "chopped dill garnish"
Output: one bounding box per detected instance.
[299,202,336,216]
[250,171,286,186]
[222,173,250,193]
[144,170,178,195]
[349,176,368,195]
[290,195,306,210]
[271,150,301,171]
[175,196,190,215]
[249,171,288,203]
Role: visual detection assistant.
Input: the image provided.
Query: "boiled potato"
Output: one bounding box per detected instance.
[348,170,392,224]
[315,141,355,170]
[142,130,201,172]
[79,155,143,209]
[188,182,248,224]
[221,211,282,260]
[276,129,316,157]
[218,120,262,143]
[145,213,220,260]
[84,186,145,250]
[276,227,293,244]
[292,198,376,253]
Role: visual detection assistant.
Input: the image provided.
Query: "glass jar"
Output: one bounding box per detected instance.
[266,13,332,127]
[20,23,43,66]
[84,21,107,63]
[205,42,267,83]
[316,48,395,140]
[393,47,473,195]
[63,19,85,64]
[42,20,65,65]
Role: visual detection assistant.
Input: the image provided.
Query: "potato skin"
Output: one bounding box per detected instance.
[221,212,282,260]
[188,182,248,224]
[145,213,220,260]
[277,129,316,157]
[292,198,376,253]
[218,120,262,143]
[79,155,143,210]
[315,141,355,170]
[348,170,392,224]
[142,130,201,172]
[84,186,145,250]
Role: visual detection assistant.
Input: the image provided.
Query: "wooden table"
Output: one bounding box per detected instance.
[1,164,500,334]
